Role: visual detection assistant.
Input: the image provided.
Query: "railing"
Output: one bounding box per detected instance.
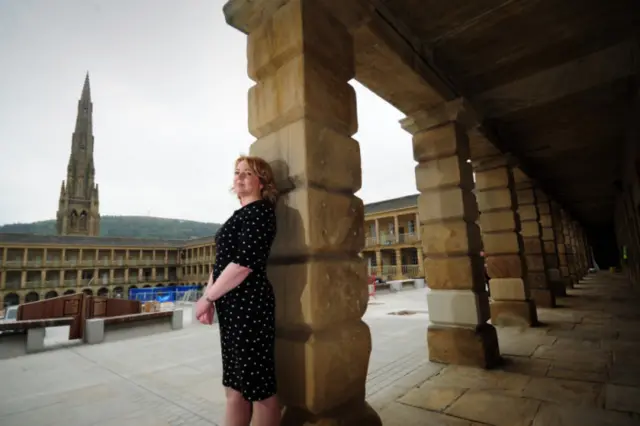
[368,264,422,279]
[24,280,42,289]
[63,279,77,287]
[364,233,419,246]
[4,260,22,268]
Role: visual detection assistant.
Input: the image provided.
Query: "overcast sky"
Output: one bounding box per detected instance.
[0,0,417,226]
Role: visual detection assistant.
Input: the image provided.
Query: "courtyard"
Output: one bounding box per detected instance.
[1,271,640,425]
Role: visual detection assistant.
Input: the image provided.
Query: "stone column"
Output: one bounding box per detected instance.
[535,190,566,296]
[579,227,592,270]
[232,1,380,423]
[561,210,579,285]
[375,250,382,277]
[417,246,425,277]
[511,169,555,308]
[551,201,572,288]
[474,158,538,326]
[574,221,588,276]
[401,99,500,368]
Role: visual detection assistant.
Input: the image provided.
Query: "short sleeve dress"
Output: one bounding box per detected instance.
[213,199,277,402]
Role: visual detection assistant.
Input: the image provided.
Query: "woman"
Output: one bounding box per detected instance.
[195,155,280,426]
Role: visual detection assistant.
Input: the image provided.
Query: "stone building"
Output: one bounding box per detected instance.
[56,73,101,237]
[0,199,422,307]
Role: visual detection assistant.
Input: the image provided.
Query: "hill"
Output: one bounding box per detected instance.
[0,216,221,240]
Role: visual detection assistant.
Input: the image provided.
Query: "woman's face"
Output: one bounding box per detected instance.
[234,160,263,198]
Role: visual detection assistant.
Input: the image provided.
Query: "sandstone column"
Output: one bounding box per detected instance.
[231,1,380,424]
[401,100,500,368]
[561,210,579,285]
[535,189,567,296]
[579,227,593,271]
[573,221,588,276]
[511,169,555,308]
[474,158,538,326]
[551,201,572,288]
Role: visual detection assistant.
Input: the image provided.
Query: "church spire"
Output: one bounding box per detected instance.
[56,73,100,237]
[81,72,91,102]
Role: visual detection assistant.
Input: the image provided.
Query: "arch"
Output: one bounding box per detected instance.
[79,211,88,231]
[45,290,59,299]
[155,284,164,288]
[63,289,75,295]
[97,287,109,297]
[3,292,20,307]
[25,292,39,303]
[113,286,124,298]
[143,284,152,288]
[69,210,79,229]
[82,288,93,296]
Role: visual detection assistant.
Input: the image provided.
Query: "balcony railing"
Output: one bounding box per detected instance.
[364,232,420,247]
[368,264,422,279]
[24,280,42,289]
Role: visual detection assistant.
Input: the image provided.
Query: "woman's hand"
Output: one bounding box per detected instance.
[195,296,214,325]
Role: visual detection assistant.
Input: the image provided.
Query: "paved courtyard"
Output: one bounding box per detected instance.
[1,272,640,425]
[0,286,429,426]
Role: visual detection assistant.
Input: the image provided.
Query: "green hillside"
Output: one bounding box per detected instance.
[0,216,221,240]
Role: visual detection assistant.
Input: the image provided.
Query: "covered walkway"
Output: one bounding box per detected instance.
[372,271,640,425]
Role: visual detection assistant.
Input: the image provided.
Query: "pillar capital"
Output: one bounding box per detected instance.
[400,98,481,135]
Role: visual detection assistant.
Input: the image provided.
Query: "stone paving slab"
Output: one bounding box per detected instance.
[376,272,640,426]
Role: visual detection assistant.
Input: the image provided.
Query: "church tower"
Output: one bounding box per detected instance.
[56,73,101,236]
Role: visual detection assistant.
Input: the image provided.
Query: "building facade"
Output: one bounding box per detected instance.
[0,198,422,308]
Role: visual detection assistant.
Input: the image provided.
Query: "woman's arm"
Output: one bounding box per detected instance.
[204,263,251,302]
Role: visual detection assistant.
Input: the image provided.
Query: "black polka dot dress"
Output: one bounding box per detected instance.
[213,199,277,402]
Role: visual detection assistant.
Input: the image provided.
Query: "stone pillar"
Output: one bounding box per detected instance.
[551,201,572,288]
[375,250,382,277]
[232,1,380,423]
[535,190,566,296]
[561,210,579,285]
[573,221,588,276]
[474,158,538,326]
[401,99,500,368]
[511,169,555,308]
[579,228,592,270]
[417,246,425,277]
[395,248,402,278]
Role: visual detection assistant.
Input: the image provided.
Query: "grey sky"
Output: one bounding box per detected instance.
[0,0,416,226]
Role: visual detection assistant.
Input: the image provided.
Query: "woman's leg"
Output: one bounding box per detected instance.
[224,387,252,426]
[252,395,281,426]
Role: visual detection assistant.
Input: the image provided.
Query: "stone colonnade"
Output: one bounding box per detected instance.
[227,1,594,424]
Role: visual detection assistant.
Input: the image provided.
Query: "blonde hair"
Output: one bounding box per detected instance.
[234,155,278,204]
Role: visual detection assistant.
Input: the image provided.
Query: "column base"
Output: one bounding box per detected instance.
[550,280,567,297]
[530,289,556,308]
[427,323,501,369]
[490,300,539,327]
[281,399,381,426]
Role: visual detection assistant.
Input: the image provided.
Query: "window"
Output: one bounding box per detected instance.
[408,220,415,234]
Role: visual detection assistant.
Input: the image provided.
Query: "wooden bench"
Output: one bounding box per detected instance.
[0,317,74,359]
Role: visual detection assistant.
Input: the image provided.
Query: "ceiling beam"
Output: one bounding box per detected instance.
[473,40,639,118]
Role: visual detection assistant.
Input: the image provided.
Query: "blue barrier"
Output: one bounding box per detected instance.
[129,285,202,302]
